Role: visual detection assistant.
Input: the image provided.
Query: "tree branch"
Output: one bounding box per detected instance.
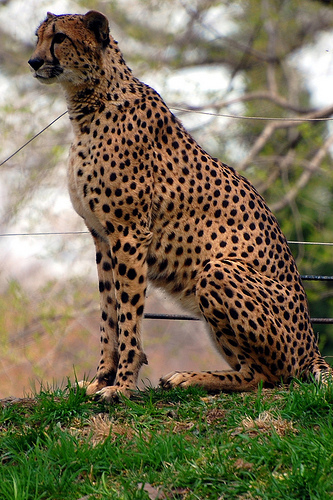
[236,104,333,171]
[271,134,333,212]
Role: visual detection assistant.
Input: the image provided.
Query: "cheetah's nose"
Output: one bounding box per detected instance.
[28,57,44,71]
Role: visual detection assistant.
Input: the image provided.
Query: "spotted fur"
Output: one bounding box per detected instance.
[28,10,331,400]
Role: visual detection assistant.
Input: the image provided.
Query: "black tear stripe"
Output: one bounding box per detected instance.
[50,39,60,65]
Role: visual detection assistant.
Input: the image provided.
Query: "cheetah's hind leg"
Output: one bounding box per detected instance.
[160,258,304,392]
[159,368,265,392]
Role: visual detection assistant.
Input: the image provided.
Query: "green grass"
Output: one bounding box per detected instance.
[0,380,333,499]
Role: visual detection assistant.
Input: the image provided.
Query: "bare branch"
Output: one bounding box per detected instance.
[237,122,276,171]
[271,134,333,212]
[171,92,317,115]
[236,104,333,171]
[256,150,297,194]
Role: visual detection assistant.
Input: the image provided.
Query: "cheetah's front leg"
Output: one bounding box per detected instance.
[82,231,120,397]
[95,230,151,401]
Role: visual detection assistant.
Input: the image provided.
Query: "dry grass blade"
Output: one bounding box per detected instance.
[70,413,133,445]
[233,410,297,437]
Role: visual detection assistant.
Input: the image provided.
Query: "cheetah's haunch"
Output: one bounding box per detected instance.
[29,10,331,400]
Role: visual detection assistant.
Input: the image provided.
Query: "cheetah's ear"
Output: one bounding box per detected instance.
[83,10,110,48]
[46,12,56,20]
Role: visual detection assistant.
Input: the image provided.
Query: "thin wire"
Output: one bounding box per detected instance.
[288,241,333,247]
[1,232,333,248]
[1,231,333,281]
[0,231,89,237]
[1,106,333,168]
[143,313,333,324]
[171,107,333,122]
[0,111,68,168]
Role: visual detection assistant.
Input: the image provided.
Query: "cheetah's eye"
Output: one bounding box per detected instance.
[53,33,66,44]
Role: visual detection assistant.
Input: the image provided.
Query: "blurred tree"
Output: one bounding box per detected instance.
[0,0,333,396]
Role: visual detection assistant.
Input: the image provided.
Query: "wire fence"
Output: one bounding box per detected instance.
[1,106,333,168]
[143,270,333,324]
[0,230,332,325]
[1,109,333,326]
[143,313,333,325]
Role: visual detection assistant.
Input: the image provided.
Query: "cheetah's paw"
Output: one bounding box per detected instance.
[77,379,108,396]
[94,385,133,402]
[159,371,195,389]
[77,380,90,390]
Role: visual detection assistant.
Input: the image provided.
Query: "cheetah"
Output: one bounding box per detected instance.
[28,10,331,401]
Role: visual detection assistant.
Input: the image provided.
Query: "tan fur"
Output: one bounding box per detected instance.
[29,11,331,400]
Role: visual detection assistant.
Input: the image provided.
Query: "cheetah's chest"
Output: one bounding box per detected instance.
[68,142,107,237]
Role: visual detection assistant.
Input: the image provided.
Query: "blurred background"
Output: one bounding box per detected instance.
[0,0,333,397]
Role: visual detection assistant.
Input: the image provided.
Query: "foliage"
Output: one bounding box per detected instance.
[0,0,333,392]
[0,382,333,498]
[0,278,99,396]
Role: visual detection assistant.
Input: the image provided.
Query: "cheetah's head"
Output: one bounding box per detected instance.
[28,11,110,86]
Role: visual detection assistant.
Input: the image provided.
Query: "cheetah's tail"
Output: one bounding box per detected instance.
[305,356,332,385]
